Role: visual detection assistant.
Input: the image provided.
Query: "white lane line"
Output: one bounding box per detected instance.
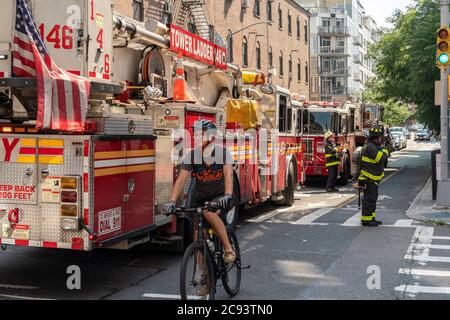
[143,293,201,300]
[413,244,450,250]
[342,212,361,227]
[293,208,334,225]
[420,236,450,241]
[404,255,450,263]
[394,285,450,295]
[0,294,55,300]
[399,268,450,277]
[0,284,38,290]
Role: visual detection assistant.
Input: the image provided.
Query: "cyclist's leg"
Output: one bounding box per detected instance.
[204,210,233,253]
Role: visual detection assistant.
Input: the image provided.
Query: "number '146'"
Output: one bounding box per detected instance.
[38,24,73,50]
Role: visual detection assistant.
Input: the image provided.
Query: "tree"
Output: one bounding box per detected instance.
[368,0,440,132]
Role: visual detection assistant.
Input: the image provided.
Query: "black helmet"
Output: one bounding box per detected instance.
[192,119,217,132]
[369,125,384,138]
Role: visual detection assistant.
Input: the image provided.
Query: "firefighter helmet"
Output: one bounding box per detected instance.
[369,125,384,138]
[324,131,334,140]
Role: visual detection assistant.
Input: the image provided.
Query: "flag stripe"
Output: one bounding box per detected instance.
[13,0,90,132]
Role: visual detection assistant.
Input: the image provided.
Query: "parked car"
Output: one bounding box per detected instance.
[414,129,431,141]
[392,132,407,150]
[390,127,410,139]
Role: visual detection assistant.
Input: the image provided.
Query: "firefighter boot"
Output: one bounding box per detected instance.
[361,220,380,227]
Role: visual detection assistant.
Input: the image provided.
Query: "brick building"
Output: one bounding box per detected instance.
[113,0,311,99]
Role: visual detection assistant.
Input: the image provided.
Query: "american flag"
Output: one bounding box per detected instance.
[12,0,90,132]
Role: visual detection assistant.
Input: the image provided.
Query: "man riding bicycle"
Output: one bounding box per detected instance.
[164,119,236,265]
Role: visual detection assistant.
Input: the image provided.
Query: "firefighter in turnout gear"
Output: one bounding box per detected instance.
[325,131,342,192]
[358,125,390,227]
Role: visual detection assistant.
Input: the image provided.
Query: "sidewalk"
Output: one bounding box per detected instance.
[405,178,450,224]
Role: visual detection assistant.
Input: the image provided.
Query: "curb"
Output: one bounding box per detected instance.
[405,177,450,225]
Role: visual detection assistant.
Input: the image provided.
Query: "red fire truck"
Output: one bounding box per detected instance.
[0,0,295,252]
[301,101,357,184]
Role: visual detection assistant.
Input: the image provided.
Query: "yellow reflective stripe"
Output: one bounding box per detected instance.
[326,161,340,167]
[361,215,374,221]
[362,151,384,164]
[382,148,389,155]
[360,170,384,181]
[325,154,335,158]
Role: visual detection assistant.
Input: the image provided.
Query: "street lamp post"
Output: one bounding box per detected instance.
[437,0,450,207]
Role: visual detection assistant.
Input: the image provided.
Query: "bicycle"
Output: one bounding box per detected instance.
[169,202,249,300]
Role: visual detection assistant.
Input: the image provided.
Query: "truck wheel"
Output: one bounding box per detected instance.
[225,180,240,231]
[339,156,350,186]
[283,163,295,206]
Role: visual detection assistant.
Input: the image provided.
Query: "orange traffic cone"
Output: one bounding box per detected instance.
[173,52,187,101]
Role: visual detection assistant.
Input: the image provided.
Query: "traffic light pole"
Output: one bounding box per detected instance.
[437,0,450,207]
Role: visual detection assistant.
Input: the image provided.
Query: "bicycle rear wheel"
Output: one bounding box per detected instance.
[222,229,242,297]
[180,242,216,300]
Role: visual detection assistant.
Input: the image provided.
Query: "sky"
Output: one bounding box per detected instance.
[359,0,414,28]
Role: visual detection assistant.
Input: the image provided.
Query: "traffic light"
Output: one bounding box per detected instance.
[437,27,450,67]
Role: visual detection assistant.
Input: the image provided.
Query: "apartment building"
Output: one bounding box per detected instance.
[296,0,379,103]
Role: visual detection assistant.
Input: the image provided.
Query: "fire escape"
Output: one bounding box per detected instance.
[166,0,214,42]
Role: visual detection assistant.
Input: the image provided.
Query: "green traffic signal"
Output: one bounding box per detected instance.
[439,53,450,64]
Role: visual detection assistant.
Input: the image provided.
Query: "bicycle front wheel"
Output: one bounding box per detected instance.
[180,242,216,300]
[222,229,242,297]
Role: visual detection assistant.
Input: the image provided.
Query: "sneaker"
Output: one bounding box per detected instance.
[224,251,236,264]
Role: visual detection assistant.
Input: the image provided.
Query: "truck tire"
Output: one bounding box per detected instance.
[339,155,350,186]
[283,163,295,206]
[225,180,240,231]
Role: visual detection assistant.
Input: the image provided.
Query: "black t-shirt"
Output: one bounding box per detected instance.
[181,144,234,200]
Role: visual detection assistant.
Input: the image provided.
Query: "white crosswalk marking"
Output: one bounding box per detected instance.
[342,212,361,227]
[396,226,450,297]
[293,208,333,225]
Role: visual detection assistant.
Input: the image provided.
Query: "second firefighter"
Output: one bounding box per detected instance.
[358,125,390,227]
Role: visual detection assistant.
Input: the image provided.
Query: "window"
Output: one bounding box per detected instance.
[305,62,309,83]
[187,13,197,34]
[288,11,292,34]
[287,107,293,132]
[242,37,248,67]
[297,59,301,81]
[348,109,355,133]
[278,4,283,29]
[278,95,287,133]
[133,0,144,22]
[268,46,273,67]
[254,0,261,17]
[227,30,233,63]
[267,0,272,21]
[296,109,302,134]
[303,109,309,133]
[279,52,284,77]
[288,55,293,78]
[256,42,262,70]
[296,17,301,38]
[309,111,339,134]
[304,23,308,42]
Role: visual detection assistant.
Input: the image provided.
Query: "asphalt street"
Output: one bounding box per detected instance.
[0,139,448,300]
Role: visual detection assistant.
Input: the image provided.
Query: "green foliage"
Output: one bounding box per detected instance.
[367,0,440,132]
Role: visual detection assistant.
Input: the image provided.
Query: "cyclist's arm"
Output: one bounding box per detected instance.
[223,164,233,195]
[169,169,190,202]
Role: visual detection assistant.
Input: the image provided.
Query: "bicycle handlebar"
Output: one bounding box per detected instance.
[165,202,221,217]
